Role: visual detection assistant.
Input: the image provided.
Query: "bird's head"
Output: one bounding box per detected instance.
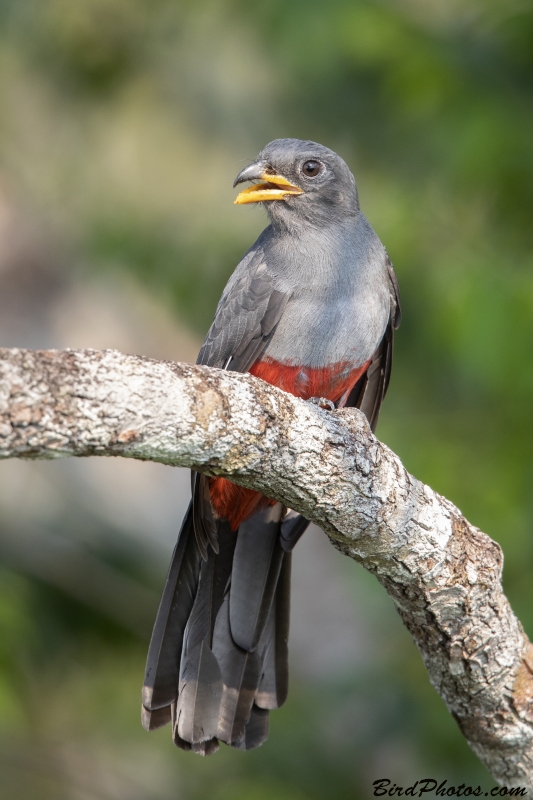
[233,139,359,228]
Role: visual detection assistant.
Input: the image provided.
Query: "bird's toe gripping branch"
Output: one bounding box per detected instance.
[307,396,336,411]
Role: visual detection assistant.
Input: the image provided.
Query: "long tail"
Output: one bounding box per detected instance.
[142,500,302,754]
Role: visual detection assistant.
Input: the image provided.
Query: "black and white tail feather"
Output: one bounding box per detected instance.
[142,500,293,753]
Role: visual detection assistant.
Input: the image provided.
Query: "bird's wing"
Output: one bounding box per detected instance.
[197,246,289,372]
[176,252,297,750]
[346,255,401,431]
[193,244,290,557]
[387,254,402,330]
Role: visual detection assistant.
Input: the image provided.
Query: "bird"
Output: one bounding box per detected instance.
[140,138,401,755]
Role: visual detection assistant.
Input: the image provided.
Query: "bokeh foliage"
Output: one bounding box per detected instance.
[0,0,532,797]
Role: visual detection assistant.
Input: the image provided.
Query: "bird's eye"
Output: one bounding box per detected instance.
[302,160,321,177]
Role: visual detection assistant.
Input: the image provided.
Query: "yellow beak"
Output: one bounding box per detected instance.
[234,172,303,205]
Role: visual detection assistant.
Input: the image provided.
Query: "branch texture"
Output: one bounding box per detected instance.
[0,347,532,787]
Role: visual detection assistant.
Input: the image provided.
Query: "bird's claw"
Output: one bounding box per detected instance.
[307,396,336,411]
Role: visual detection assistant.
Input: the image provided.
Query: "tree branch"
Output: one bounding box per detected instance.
[0,347,532,787]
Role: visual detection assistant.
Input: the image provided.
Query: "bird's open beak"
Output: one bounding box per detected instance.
[233,162,303,205]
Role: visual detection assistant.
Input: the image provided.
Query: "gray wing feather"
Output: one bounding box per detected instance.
[197,249,289,371]
[346,256,401,431]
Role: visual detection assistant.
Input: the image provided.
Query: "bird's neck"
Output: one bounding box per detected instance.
[266,202,359,235]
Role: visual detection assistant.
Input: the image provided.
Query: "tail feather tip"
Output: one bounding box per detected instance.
[141,703,172,731]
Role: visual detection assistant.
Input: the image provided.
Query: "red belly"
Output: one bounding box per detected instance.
[209,357,369,530]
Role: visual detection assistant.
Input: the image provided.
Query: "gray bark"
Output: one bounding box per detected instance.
[0,346,532,787]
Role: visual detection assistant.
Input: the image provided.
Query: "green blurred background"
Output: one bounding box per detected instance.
[0,0,532,796]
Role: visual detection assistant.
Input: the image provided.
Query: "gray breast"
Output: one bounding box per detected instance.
[263,215,390,368]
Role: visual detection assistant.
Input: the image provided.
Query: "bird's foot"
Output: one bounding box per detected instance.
[307,396,335,411]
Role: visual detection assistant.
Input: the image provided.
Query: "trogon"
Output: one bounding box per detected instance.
[141,139,401,754]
